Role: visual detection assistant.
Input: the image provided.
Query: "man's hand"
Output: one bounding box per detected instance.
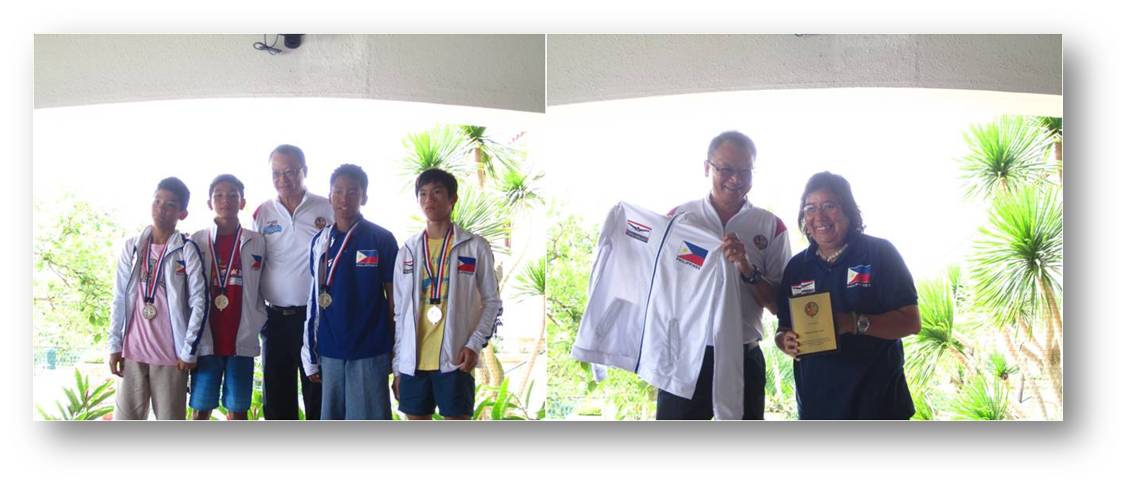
[308,372,321,384]
[392,374,400,401]
[775,330,800,359]
[721,233,754,277]
[176,360,197,372]
[454,347,479,373]
[108,353,124,377]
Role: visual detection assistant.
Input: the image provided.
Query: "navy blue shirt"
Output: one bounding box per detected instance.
[776,231,917,420]
[306,217,398,362]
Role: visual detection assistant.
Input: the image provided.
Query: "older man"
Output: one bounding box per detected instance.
[663,130,791,420]
[253,144,334,420]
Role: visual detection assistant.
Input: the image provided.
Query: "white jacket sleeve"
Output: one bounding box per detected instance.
[178,238,209,363]
[391,244,409,375]
[465,239,502,353]
[107,237,136,355]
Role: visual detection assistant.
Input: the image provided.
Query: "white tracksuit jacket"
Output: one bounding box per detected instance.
[189,224,269,357]
[572,202,744,419]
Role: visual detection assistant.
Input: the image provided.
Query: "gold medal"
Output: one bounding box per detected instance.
[142,303,158,320]
[214,294,229,311]
[426,305,443,324]
[318,291,333,309]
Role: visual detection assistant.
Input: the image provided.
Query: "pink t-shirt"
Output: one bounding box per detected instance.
[122,243,179,366]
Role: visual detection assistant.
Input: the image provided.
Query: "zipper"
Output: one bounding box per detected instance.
[634,215,679,373]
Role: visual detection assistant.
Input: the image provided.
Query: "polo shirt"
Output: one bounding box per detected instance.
[776,231,918,420]
[252,192,334,307]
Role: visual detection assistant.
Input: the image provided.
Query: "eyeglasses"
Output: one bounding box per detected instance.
[707,161,752,180]
[272,169,302,180]
[802,201,842,216]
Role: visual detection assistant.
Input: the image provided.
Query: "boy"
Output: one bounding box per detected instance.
[188,174,267,420]
[392,168,502,420]
[301,164,399,419]
[108,177,207,420]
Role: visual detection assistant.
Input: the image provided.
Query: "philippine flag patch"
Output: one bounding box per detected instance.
[791,280,816,296]
[676,241,708,269]
[847,265,872,288]
[625,219,652,243]
[457,256,477,274]
[175,260,186,274]
[355,250,379,267]
[251,254,263,270]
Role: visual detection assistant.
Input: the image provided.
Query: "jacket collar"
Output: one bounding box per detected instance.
[138,225,187,253]
[700,193,752,231]
[406,222,472,251]
[208,220,251,247]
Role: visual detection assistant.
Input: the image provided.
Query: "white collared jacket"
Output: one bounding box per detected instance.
[108,226,208,363]
[391,224,503,376]
[189,224,269,357]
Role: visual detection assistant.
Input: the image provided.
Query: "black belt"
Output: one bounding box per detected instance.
[268,304,306,316]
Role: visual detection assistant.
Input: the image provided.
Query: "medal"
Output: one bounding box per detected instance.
[210,226,242,313]
[318,221,360,310]
[141,233,169,321]
[421,226,454,324]
[142,303,158,320]
[426,305,443,324]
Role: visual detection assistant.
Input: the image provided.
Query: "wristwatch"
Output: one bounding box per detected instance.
[741,264,763,285]
[855,313,871,335]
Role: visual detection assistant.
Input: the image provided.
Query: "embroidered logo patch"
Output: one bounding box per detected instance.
[355,250,379,267]
[791,280,816,296]
[753,234,768,250]
[457,256,477,274]
[314,217,328,230]
[675,241,708,269]
[625,219,652,243]
[251,254,262,270]
[175,260,186,274]
[847,265,872,288]
[262,221,283,235]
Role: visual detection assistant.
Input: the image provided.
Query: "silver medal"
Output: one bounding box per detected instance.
[318,291,333,309]
[214,294,229,311]
[426,305,443,324]
[142,303,157,320]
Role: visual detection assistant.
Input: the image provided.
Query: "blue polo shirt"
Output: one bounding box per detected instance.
[306,217,398,362]
[776,231,917,420]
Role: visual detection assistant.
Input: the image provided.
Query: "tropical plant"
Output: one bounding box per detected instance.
[473,377,530,420]
[906,271,975,388]
[400,125,472,181]
[970,185,1063,407]
[461,125,520,186]
[499,166,544,209]
[37,369,115,421]
[513,258,547,398]
[762,344,796,419]
[989,351,1019,382]
[450,185,511,255]
[950,375,1010,421]
[960,115,1055,199]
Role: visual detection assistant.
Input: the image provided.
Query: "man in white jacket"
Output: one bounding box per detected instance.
[392,169,502,420]
[108,177,207,420]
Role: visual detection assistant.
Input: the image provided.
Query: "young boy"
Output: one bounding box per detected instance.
[392,168,502,420]
[300,164,399,420]
[108,177,208,420]
[188,174,267,420]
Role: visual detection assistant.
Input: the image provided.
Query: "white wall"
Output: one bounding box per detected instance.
[34,34,546,112]
[547,34,1061,105]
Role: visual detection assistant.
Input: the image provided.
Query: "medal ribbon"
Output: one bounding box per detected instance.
[210,226,242,297]
[320,220,361,292]
[421,226,454,305]
[142,235,169,304]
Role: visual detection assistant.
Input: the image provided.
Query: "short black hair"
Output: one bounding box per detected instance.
[415,168,458,198]
[707,130,757,161]
[269,144,308,175]
[208,174,245,198]
[797,171,866,244]
[156,177,190,211]
[330,163,368,193]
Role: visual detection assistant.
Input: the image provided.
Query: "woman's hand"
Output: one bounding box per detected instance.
[775,329,800,359]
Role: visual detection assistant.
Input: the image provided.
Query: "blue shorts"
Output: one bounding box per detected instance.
[398,369,475,418]
[319,354,392,420]
[189,355,255,413]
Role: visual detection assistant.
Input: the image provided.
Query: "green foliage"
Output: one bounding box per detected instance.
[950,375,1010,421]
[970,185,1063,331]
[513,258,546,301]
[461,125,521,182]
[451,186,512,255]
[34,196,127,349]
[762,344,797,419]
[473,377,530,420]
[906,276,973,387]
[989,352,1018,382]
[37,369,115,421]
[960,115,1055,199]
[400,125,473,180]
[499,166,544,209]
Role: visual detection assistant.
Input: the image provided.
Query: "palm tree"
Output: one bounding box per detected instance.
[970,185,1063,416]
[512,258,546,400]
[461,125,518,186]
[905,271,976,389]
[950,375,1010,421]
[960,115,1055,199]
[1033,116,1063,182]
[400,125,472,181]
[450,185,511,256]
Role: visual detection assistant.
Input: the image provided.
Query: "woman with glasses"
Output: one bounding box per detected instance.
[774,171,921,419]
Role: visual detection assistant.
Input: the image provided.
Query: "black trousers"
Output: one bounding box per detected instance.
[261,306,322,420]
[656,344,766,420]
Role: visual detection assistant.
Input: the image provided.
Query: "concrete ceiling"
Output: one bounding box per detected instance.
[547,34,1062,106]
[34,34,546,113]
